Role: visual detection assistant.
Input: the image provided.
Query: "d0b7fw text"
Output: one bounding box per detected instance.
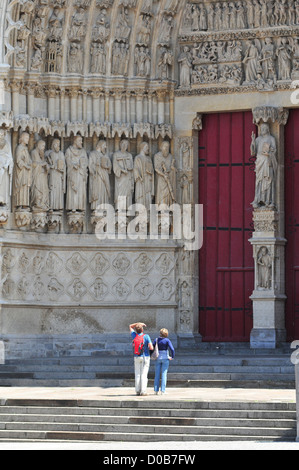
[147,455,196,465]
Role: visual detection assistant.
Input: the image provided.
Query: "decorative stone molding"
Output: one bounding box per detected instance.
[253,210,279,234]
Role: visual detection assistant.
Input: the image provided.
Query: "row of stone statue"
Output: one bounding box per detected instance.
[184,0,299,32]
[0,130,177,219]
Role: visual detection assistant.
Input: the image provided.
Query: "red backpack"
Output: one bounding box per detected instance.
[132,334,145,356]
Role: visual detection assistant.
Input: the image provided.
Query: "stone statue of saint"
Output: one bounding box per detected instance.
[257,247,272,289]
[89,140,112,210]
[154,140,176,205]
[113,139,134,209]
[47,138,66,211]
[65,135,88,212]
[0,129,13,210]
[251,123,277,209]
[13,132,32,209]
[31,139,49,211]
[134,141,154,210]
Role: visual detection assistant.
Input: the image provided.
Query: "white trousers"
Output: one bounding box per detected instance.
[134,356,150,394]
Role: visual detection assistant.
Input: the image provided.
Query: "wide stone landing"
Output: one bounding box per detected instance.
[0,387,296,443]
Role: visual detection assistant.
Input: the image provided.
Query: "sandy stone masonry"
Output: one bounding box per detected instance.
[0,0,296,356]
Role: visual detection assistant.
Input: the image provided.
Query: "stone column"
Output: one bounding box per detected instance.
[47,87,57,121]
[249,106,289,349]
[27,83,35,117]
[11,82,20,116]
[136,92,143,124]
[114,90,122,123]
[92,89,101,123]
[157,90,166,125]
[175,114,202,347]
[70,89,79,122]
[60,89,66,122]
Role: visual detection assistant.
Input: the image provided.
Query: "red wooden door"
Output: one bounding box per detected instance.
[285,109,299,342]
[199,112,255,342]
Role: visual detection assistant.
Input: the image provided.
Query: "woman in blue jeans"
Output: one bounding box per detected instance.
[152,329,175,395]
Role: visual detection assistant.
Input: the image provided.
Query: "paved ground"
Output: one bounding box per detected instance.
[0,386,296,403]
[0,386,296,450]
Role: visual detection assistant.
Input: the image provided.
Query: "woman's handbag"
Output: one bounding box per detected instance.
[151,339,159,360]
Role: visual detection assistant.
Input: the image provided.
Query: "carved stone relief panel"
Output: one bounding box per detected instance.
[0,246,177,306]
[178,0,299,94]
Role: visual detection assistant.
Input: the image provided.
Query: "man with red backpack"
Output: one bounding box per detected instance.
[129,322,154,396]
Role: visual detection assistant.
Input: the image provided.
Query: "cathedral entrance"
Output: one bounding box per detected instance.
[198,111,256,342]
[285,108,299,342]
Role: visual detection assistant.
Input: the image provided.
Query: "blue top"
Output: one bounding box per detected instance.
[131,332,152,357]
[152,337,175,360]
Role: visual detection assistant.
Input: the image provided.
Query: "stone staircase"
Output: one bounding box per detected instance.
[0,342,295,389]
[0,398,295,442]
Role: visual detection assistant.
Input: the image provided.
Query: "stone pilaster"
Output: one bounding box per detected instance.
[249,106,289,349]
[175,114,202,346]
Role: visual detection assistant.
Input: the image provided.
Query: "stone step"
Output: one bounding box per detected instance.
[1,370,292,380]
[0,406,295,420]
[0,430,293,442]
[1,354,291,367]
[1,399,295,411]
[0,413,295,430]
[0,378,295,388]
[0,364,294,373]
[0,421,295,438]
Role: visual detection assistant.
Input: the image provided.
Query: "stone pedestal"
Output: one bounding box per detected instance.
[250,210,287,348]
[249,107,289,349]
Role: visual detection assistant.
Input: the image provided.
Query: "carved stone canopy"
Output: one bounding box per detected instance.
[252,106,289,126]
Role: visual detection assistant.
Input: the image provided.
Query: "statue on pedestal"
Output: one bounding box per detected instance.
[154,140,176,206]
[251,123,277,210]
[0,129,13,215]
[47,139,66,212]
[113,139,134,209]
[14,132,32,209]
[89,140,111,210]
[134,141,154,210]
[31,139,49,211]
[65,135,88,213]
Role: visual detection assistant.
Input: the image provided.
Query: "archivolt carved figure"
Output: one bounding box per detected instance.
[65,135,88,212]
[13,132,32,209]
[178,47,192,88]
[89,140,112,209]
[251,123,277,210]
[0,129,13,210]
